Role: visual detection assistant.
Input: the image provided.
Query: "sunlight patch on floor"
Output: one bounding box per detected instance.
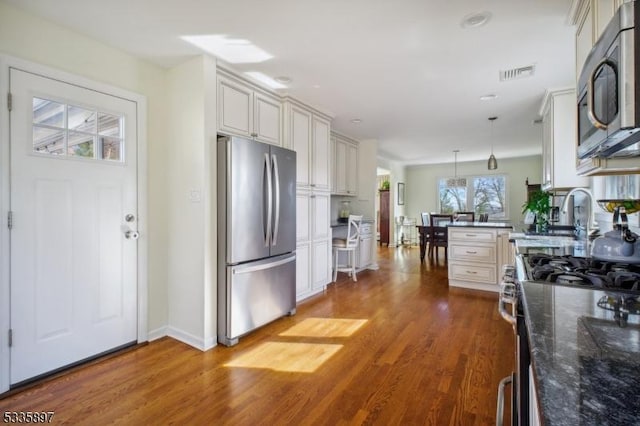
[224,342,342,373]
[278,318,368,338]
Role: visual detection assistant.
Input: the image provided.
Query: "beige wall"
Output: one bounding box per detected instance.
[165,56,217,349]
[405,155,543,230]
[0,1,170,332]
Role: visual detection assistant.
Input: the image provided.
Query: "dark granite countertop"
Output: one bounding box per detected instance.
[446,221,513,229]
[521,282,640,425]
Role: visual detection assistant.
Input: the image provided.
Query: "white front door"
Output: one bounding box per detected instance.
[9,68,138,385]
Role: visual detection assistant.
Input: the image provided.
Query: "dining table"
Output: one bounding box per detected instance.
[416,225,430,261]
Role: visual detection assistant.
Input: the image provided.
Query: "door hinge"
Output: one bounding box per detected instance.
[7,92,12,111]
[7,211,12,230]
[8,329,12,347]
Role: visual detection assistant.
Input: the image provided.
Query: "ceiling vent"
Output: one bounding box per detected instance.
[500,64,536,82]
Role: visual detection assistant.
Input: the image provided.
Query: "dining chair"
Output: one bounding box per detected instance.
[455,211,475,222]
[429,214,453,261]
[332,215,363,282]
[421,212,430,226]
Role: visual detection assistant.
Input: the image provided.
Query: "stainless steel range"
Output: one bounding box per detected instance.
[496,250,640,425]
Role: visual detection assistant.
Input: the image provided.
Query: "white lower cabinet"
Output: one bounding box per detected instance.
[358,235,373,269]
[295,189,331,301]
[312,239,331,291]
[296,243,311,297]
[448,227,512,292]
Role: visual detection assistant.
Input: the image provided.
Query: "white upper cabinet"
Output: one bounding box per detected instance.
[284,99,332,191]
[217,70,282,146]
[572,0,626,78]
[540,89,589,191]
[331,132,359,196]
[288,104,312,187]
[312,115,331,191]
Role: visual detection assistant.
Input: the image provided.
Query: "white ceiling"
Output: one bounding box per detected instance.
[6,0,576,165]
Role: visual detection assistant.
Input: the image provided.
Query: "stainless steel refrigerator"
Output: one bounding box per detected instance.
[217,135,296,346]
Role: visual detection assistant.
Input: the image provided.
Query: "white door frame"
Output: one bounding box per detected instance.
[0,54,149,393]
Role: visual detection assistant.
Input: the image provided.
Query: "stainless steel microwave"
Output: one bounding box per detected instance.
[577,1,640,161]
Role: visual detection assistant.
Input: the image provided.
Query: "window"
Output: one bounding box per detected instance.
[32,97,124,162]
[438,175,507,218]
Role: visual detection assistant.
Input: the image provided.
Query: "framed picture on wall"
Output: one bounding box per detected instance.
[398,182,405,205]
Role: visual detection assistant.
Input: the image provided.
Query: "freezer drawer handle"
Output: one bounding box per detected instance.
[496,375,513,426]
[232,255,295,275]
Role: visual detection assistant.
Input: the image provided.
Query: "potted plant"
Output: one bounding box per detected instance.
[380,180,390,191]
[522,189,552,233]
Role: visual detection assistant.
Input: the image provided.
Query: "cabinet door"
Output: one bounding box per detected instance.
[254,91,282,145]
[334,139,348,194]
[311,192,330,240]
[289,106,312,187]
[296,242,312,300]
[346,143,358,196]
[312,115,331,190]
[550,91,588,189]
[576,2,593,79]
[296,191,311,243]
[594,0,616,41]
[218,77,253,138]
[311,239,330,290]
[330,137,337,193]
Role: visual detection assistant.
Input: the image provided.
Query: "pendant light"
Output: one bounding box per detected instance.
[487,116,498,170]
[446,150,466,188]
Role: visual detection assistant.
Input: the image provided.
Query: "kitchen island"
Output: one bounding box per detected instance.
[520,282,640,425]
[445,222,513,292]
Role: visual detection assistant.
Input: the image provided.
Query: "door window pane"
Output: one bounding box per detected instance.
[33,126,64,154]
[68,132,95,158]
[98,113,121,137]
[101,137,121,161]
[33,98,64,128]
[68,105,96,133]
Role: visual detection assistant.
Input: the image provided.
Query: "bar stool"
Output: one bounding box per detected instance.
[332,215,363,282]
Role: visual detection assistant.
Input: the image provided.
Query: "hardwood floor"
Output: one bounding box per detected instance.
[0,246,514,425]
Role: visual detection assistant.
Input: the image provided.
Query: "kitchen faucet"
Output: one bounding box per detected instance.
[561,187,599,240]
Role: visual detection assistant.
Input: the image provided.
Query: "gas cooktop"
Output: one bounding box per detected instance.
[523,253,640,293]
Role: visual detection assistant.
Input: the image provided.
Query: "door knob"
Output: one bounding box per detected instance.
[125,230,140,240]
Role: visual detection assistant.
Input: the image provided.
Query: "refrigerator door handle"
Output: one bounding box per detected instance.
[232,254,295,275]
[264,152,273,247]
[271,153,280,246]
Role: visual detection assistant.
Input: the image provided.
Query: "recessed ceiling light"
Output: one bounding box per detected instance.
[244,72,287,89]
[480,94,498,101]
[274,76,291,84]
[181,34,273,64]
[461,12,492,29]
[350,118,363,124]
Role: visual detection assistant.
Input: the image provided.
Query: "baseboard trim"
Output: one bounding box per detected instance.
[167,327,218,351]
[147,326,168,342]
